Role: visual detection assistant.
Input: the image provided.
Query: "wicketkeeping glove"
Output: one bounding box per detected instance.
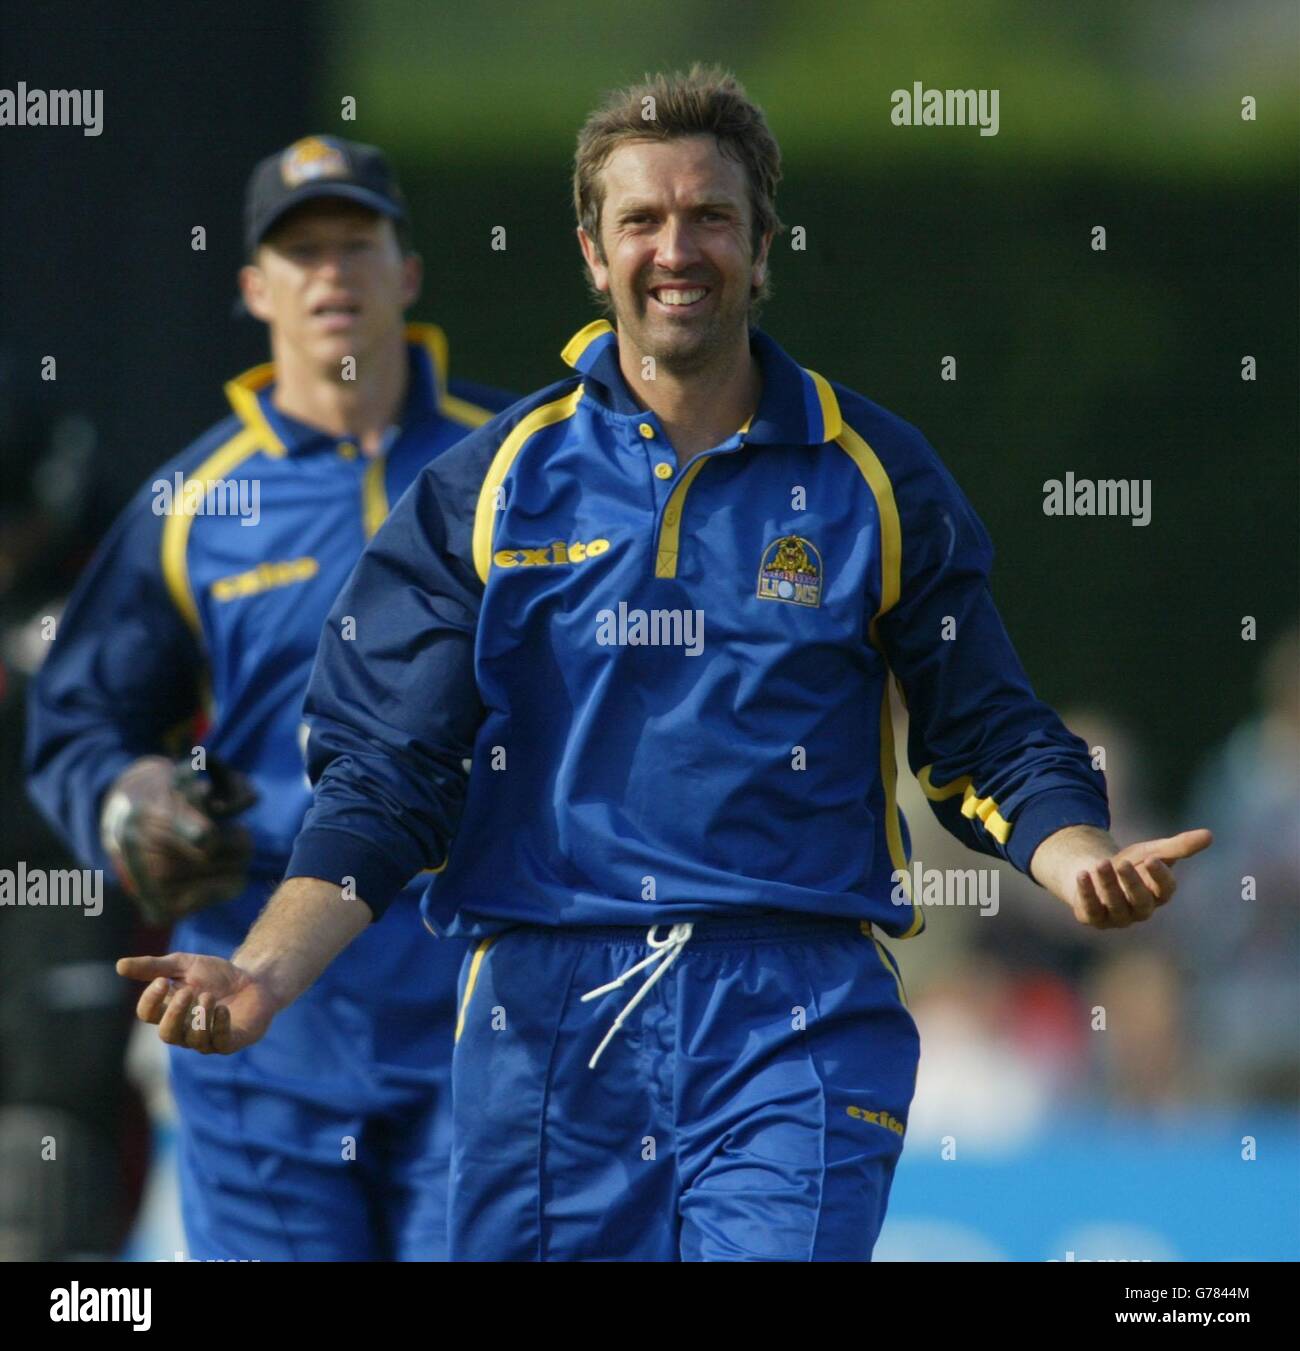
[99,754,259,925]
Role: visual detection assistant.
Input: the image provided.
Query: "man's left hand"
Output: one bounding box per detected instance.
[1030,824,1213,929]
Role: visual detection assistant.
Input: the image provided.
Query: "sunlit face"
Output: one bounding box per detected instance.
[239,198,420,374]
[578,135,770,374]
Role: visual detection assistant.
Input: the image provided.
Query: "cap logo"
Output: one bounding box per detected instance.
[280,137,348,188]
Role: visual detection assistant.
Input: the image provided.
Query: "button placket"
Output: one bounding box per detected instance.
[635,419,679,564]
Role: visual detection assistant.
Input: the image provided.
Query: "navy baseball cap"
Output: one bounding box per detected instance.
[243,135,409,256]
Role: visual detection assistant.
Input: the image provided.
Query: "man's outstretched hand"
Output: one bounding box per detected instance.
[117,877,374,1054]
[116,952,279,1054]
[1030,825,1213,929]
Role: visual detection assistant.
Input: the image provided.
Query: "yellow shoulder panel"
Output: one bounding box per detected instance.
[223,365,286,457]
[471,386,585,583]
[441,394,498,429]
[362,455,389,540]
[804,368,844,441]
[406,322,449,391]
[834,423,902,632]
[834,422,920,934]
[161,426,265,634]
[560,320,614,368]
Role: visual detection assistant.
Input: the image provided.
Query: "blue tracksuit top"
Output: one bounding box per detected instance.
[26,324,513,935]
[286,319,1109,939]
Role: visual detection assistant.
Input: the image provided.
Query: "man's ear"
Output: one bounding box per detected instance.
[577,226,610,295]
[238,263,273,324]
[400,252,423,308]
[751,229,774,292]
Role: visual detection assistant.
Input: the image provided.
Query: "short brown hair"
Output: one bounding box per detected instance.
[573,64,784,308]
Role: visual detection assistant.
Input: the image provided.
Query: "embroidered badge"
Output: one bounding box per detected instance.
[280,136,348,188]
[757,534,822,607]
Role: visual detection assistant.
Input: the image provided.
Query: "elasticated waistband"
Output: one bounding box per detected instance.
[508,912,867,947]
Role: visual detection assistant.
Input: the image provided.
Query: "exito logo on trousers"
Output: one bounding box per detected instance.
[846,1106,906,1137]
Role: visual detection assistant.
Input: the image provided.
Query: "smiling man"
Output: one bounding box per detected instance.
[117,74,1210,1262]
[28,135,514,1260]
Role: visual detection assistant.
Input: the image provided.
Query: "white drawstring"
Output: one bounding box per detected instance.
[580,922,694,1069]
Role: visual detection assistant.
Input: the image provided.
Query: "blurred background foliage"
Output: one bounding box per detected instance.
[1,0,1294,807]
[334,0,1298,172]
[313,0,1299,808]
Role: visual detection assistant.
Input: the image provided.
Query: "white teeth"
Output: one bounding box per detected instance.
[655,288,707,306]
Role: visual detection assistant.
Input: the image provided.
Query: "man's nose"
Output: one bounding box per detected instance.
[653,216,702,272]
[315,248,350,281]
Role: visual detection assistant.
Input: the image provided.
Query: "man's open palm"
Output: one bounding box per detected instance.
[1069,827,1213,929]
[116,952,278,1054]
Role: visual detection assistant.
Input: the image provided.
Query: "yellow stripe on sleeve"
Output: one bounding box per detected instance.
[918,766,1013,845]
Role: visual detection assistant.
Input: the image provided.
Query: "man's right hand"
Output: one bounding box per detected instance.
[117,876,374,1055]
[100,755,257,924]
[116,952,278,1054]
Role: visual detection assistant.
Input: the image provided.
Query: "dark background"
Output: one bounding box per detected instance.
[2,0,1295,807]
[0,0,1296,1262]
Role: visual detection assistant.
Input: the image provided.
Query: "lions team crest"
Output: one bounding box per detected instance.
[757,535,823,607]
[280,136,349,187]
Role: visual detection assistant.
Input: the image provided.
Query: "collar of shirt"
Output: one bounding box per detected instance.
[222,322,446,457]
[559,318,843,446]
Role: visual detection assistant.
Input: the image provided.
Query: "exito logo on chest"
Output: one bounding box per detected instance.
[493,538,610,569]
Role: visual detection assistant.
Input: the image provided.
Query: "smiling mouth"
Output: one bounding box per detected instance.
[647,285,711,312]
[311,300,361,322]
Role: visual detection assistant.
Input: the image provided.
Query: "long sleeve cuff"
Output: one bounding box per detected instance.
[1005,787,1111,879]
[284,827,416,920]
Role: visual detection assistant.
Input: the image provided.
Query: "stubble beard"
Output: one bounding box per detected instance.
[615,279,751,380]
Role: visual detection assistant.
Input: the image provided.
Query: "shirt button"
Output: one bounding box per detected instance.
[638,422,655,439]
[338,441,358,460]
[654,462,673,480]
